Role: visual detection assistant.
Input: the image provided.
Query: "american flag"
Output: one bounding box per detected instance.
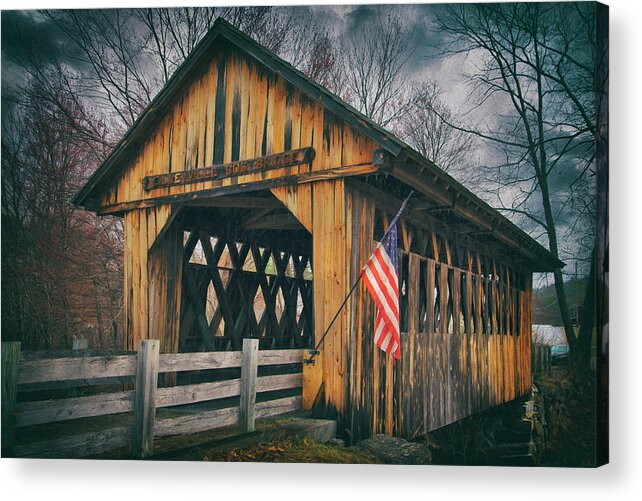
[362,194,412,360]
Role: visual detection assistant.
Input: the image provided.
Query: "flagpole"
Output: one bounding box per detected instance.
[304,270,365,364]
[304,190,414,364]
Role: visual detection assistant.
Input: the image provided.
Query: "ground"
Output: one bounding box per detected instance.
[204,437,378,464]
[537,364,597,467]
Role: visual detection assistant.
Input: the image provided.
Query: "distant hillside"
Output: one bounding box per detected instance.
[532,277,588,326]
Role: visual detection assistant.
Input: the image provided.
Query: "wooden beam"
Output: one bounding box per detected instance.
[154,407,239,437]
[254,396,302,419]
[16,390,134,427]
[13,426,132,459]
[238,207,274,228]
[142,147,315,191]
[148,204,184,254]
[243,212,304,231]
[98,162,384,215]
[178,213,313,259]
[186,196,282,209]
[18,355,137,385]
[258,349,304,366]
[412,202,453,213]
[159,351,242,372]
[257,373,302,392]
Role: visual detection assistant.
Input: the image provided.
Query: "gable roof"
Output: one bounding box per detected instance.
[73,17,563,272]
[73,17,404,209]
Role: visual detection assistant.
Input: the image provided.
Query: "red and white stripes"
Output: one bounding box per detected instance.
[362,243,401,360]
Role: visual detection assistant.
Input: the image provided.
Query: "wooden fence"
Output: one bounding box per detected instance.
[1,339,303,459]
[532,344,552,375]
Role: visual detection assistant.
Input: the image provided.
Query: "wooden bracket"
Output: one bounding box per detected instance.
[303,349,320,364]
[373,149,390,168]
[302,350,323,410]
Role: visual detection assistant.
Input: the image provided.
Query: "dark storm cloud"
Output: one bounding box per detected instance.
[345,4,380,31]
[410,4,448,63]
[338,4,445,72]
[1,10,77,67]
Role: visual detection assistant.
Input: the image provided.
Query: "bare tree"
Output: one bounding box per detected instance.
[45,9,155,129]
[287,26,346,95]
[1,79,123,349]
[46,7,332,131]
[400,79,476,176]
[134,7,278,84]
[343,12,417,128]
[435,2,599,370]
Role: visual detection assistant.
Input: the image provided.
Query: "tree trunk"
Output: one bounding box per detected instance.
[575,248,596,372]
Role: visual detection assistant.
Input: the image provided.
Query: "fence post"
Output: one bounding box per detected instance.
[239,338,259,433]
[1,342,21,455]
[133,339,159,458]
[546,346,551,372]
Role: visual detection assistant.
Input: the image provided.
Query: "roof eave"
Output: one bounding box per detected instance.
[394,149,565,272]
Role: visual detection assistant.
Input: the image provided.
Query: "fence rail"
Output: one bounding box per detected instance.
[1,340,304,459]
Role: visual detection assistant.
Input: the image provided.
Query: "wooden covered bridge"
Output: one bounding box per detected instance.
[73,18,563,444]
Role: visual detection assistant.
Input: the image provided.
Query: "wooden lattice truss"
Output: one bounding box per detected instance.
[178,208,313,352]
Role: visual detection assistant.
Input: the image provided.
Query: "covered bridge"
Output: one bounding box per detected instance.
[74,18,563,443]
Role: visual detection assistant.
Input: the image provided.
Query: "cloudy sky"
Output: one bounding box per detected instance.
[1,1,597,281]
[1,3,468,111]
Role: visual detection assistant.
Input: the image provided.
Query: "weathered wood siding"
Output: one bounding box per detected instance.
[98,44,379,213]
[389,254,532,437]
[272,179,351,419]
[339,188,533,442]
[123,204,181,351]
[147,222,183,355]
[345,189,377,439]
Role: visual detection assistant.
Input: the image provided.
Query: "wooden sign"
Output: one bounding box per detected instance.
[143,147,315,191]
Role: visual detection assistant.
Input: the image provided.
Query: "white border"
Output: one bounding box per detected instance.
[1,0,640,499]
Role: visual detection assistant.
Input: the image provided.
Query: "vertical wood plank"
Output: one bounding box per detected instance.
[213,54,227,165]
[452,268,461,336]
[406,253,420,437]
[426,259,435,334]
[239,338,259,433]
[465,271,473,334]
[133,339,160,458]
[148,220,183,357]
[302,350,323,410]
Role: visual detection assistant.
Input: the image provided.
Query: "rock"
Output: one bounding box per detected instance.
[326,438,345,447]
[357,434,432,465]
